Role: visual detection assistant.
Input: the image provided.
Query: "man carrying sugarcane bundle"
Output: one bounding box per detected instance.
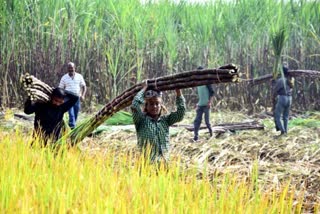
[131,80,186,165]
[24,88,79,145]
[273,66,294,137]
[59,62,87,129]
[193,66,214,142]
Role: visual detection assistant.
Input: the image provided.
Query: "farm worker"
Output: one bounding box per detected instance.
[24,88,79,145]
[193,66,215,142]
[59,62,86,129]
[273,66,294,136]
[131,80,186,164]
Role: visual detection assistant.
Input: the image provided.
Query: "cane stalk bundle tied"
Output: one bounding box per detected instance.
[21,73,53,103]
[249,69,320,86]
[58,64,240,145]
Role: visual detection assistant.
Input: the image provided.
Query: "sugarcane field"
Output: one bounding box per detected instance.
[1,0,320,213]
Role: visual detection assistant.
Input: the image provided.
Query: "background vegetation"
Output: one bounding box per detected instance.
[0,0,319,110]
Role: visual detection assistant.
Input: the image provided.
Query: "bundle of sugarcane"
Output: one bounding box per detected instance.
[249,69,320,86]
[20,73,53,102]
[58,64,240,145]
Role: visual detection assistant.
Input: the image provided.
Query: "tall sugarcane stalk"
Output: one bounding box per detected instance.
[271,27,287,79]
[57,64,240,145]
[271,26,287,112]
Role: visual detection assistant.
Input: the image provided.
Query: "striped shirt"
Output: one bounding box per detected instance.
[59,73,86,95]
[131,90,186,162]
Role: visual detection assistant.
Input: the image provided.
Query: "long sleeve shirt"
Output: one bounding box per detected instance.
[24,91,79,142]
[131,90,186,162]
[274,77,294,96]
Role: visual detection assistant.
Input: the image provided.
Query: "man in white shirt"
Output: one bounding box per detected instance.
[59,62,87,129]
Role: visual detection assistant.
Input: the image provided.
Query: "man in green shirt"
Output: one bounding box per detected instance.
[193,66,214,142]
[131,81,186,163]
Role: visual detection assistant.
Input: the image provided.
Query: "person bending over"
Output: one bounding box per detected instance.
[24,88,79,145]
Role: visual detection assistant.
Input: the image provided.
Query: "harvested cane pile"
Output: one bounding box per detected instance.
[179,121,264,133]
[20,73,53,102]
[59,64,240,144]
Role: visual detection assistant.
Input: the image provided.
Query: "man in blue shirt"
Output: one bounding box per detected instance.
[193,66,214,142]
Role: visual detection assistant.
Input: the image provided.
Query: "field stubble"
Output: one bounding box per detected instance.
[80,110,320,210]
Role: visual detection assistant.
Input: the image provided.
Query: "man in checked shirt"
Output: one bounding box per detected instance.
[131,80,186,165]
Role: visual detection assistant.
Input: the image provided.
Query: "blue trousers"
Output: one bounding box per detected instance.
[68,98,80,129]
[193,106,212,140]
[274,95,292,134]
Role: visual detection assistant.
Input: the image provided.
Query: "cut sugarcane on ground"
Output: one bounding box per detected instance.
[77,110,320,211]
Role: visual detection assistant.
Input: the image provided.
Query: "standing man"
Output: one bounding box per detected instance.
[59,62,87,129]
[193,66,214,142]
[273,66,294,136]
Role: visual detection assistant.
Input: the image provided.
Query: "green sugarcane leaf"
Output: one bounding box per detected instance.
[103,110,133,125]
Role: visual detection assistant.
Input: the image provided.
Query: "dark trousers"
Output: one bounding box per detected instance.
[193,106,212,140]
[274,95,292,134]
[68,98,80,129]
